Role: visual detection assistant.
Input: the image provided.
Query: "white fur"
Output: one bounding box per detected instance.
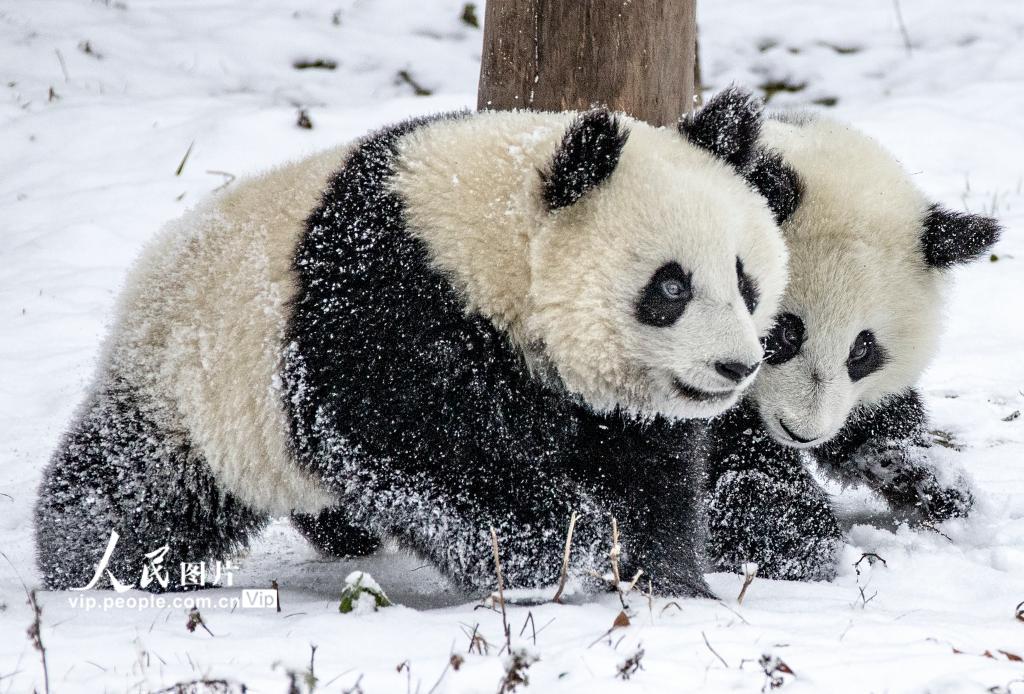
[98,110,789,515]
[394,111,788,420]
[103,147,349,514]
[751,116,947,447]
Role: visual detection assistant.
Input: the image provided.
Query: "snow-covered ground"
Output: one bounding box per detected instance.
[2,1,1023,691]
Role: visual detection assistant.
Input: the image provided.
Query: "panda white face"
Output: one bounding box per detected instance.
[528,115,788,420]
[396,90,793,421]
[750,116,999,447]
[752,235,942,448]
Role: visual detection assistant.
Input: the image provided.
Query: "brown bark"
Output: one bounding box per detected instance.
[477,0,697,127]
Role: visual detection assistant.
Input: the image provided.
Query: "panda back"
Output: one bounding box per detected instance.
[102,146,351,514]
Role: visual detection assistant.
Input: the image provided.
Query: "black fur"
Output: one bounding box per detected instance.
[704,390,973,581]
[292,506,381,558]
[635,261,693,327]
[810,389,973,520]
[735,258,759,314]
[36,379,267,591]
[542,109,629,210]
[763,312,804,365]
[846,329,888,382]
[704,400,842,581]
[744,149,803,224]
[679,86,762,170]
[921,204,1000,268]
[281,114,712,596]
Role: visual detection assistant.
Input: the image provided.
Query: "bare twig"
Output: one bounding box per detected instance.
[342,674,364,694]
[490,526,511,654]
[26,590,50,694]
[151,679,241,693]
[737,563,758,605]
[206,170,236,192]
[461,622,490,655]
[920,521,953,542]
[702,631,729,668]
[425,642,460,694]
[308,644,318,690]
[610,518,622,586]
[396,659,412,694]
[852,553,887,609]
[175,141,194,176]
[396,69,432,96]
[716,599,751,625]
[271,579,282,613]
[892,0,913,55]
[660,601,683,617]
[518,612,537,646]
[185,608,215,637]
[616,646,645,680]
[55,49,69,82]
[551,511,577,603]
[497,649,537,694]
[645,579,654,621]
[759,654,795,690]
[2,551,49,694]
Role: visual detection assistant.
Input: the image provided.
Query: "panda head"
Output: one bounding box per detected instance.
[748,115,1001,448]
[523,88,792,419]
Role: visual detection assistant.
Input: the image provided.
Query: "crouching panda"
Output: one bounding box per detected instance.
[704,114,1001,581]
[36,88,794,595]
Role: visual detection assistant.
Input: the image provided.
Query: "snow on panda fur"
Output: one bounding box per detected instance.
[703,114,1001,581]
[36,90,792,596]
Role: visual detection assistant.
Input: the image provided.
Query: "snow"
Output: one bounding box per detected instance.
[2,0,1023,692]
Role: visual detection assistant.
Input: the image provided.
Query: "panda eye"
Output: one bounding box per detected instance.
[782,326,799,346]
[763,312,804,365]
[849,335,871,361]
[735,257,759,313]
[636,261,693,327]
[847,329,888,381]
[660,279,686,299]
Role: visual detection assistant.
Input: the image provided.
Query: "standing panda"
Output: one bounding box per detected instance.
[37,89,794,596]
[704,113,1001,581]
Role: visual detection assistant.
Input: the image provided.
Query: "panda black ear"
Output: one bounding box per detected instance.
[542,109,630,210]
[744,149,802,225]
[678,86,762,170]
[921,204,1001,268]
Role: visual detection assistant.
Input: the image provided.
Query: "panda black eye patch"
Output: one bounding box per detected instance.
[635,262,693,327]
[763,312,804,365]
[736,257,759,313]
[846,329,888,381]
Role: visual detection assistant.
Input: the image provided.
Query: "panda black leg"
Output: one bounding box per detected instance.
[574,415,716,598]
[35,381,267,592]
[291,506,381,558]
[810,388,973,522]
[704,400,843,581]
[307,451,615,595]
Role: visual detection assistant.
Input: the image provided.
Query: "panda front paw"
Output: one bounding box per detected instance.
[914,479,974,523]
[707,469,843,582]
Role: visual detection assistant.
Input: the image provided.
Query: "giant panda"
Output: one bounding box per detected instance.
[703,113,1001,581]
[35,88,793,597]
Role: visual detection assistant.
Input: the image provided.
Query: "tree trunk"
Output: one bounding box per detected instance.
[477,0,697,127]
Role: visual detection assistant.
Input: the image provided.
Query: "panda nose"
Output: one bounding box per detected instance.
[715,360,760,383]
